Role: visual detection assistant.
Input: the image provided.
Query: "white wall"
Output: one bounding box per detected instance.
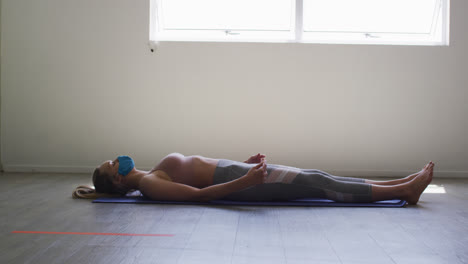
[1,0,467,177]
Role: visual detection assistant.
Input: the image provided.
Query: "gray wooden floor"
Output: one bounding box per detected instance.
[1,172,467,264]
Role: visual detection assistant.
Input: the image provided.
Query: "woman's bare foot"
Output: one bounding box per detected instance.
[406,161,435,182]
[427,161,434,184]
[405,163,434,205]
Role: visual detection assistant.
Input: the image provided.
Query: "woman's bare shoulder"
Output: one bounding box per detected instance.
[141,170,172,184]
[153,170,172,181]
[138,170,199,201]
[138,171,168,196]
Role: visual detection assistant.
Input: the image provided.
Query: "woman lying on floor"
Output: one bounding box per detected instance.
[73,153,434,204]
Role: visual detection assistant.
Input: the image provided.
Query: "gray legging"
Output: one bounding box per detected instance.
[213,159,372,202]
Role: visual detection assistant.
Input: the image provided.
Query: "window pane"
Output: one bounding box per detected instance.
[160,0,293,31]
[303,0,439,34]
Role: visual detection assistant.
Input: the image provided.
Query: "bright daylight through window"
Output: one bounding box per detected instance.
[150,0,449,46]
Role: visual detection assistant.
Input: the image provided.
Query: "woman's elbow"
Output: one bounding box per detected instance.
[192,190,214,202]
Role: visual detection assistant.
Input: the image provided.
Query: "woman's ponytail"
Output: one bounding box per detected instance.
[72,185,121,199]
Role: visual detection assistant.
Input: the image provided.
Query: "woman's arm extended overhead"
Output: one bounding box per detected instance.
[139,162,268,202]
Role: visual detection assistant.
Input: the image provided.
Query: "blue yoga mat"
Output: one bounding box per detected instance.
[93,196,407,207]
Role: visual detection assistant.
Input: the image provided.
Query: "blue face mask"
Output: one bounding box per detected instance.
[117,155,135,176]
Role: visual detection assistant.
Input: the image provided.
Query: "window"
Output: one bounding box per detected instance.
[149,0,449,46]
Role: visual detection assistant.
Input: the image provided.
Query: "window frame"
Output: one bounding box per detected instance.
[149,0,450,46]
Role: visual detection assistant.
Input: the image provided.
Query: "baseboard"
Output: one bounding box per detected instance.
[2,164,467,178]
[1,165,160,174]
[327,169,468,178]
[2,165,97,174]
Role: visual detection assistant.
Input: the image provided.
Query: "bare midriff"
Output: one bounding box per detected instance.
[149,153,220,188]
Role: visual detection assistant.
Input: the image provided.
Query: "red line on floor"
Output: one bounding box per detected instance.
[12,231,174,237]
